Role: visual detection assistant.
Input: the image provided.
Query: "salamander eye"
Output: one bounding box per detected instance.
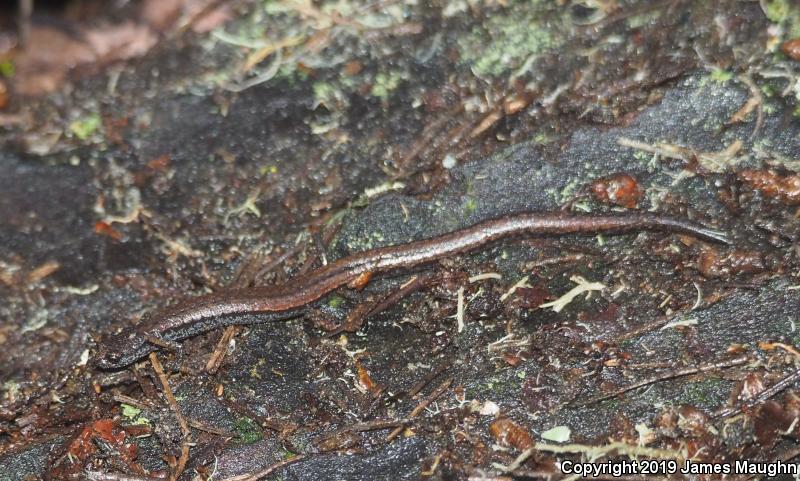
[96,350,122,369]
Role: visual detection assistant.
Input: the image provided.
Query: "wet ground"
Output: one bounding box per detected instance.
[3,0,800,480]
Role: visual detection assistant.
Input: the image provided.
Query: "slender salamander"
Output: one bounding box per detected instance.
[96,211,731,369]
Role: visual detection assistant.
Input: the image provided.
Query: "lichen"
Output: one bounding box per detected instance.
[457,3,563,78]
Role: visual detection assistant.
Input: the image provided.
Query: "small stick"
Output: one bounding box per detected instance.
[738,73,765,141]
[143,334,180,351]
[574,355,749,407]
[148,353,191,481]
[404,362,450,400]
[396,112,456,173]
[335,272,437,334]
[387,378,452,441]
[18,0,32,46]
[206,325,240,373]
[364,273,436,319]
[112,393,155,410]
[217,396,292,433]
[714,366,800,419]
[133,366,161,401]
[384,363,447,404]
[186,418,234,437]
[613,313,672,342]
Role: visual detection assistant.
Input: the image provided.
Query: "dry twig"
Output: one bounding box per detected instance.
[387,378,453,441]
[149,353,191,481]
[575,355,749,407]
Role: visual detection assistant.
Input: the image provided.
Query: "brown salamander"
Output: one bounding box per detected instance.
[95,211,730,369]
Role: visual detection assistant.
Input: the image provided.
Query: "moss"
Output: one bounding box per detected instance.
[457,3,563,78]
[69,114,102,141]
[327,295,346,308]
[2,380,19,396]
[260,164,279,175]
[762,0,800,38]
[0,60,14,77]
[677,377,729,408]
[263,0,296,16]
[791,329,800,347]
[463,197,478,217]
[763,0,789,22]
[632,150,651,163]
[760,83,777,98]
[347,230,386,252]
[555,179,582,204]
[626,10,662,29]
[120,404,151,426]
[476,372,525,397]
[598,398,620,410]
[708,68,733,84]
[532,132,554,145]
[371,71,404,99]
[234,416,264,445]
[313,81,349,110]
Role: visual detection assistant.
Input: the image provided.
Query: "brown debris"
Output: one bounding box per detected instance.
[752,398,798,446]
[355,359,381,395]
[489,417,534,451]
[588,173,643,208]
[715,368,800,419]
[654,405,710,439]
[8,22,156,95]
[696,248,765,278]
[781,38,800,61]
[675,405,711,438]
[739,168,800,205]
[25,260,60,284]
[2,0,231,96]
[205,325,240,373]
[0,79,7,109]
[728,371,766,405]
[48,419,144,479]
[95,221,124,241]
[513,285,551,309]
[347,271,373,290]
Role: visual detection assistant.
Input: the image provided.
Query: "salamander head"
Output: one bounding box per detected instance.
[94,330,153,370]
